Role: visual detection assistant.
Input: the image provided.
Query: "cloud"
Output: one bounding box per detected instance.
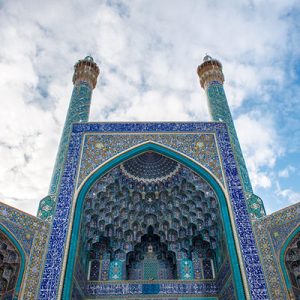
[278,165,296,178]
[275,182,300,205]
[235,112,284,189]
[0,0,299,215]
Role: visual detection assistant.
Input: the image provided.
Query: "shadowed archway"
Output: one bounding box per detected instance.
[0,224,26,300]
[281,226,300,299]
[62,142,245,300]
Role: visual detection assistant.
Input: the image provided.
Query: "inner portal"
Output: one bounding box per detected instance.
[72,151,231,299]
[127,226,177,280]
[0,231,21,299]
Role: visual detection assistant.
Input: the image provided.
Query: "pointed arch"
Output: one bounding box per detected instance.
[280,224,300,297]
[0,224,26,300]
[62,141,246,299]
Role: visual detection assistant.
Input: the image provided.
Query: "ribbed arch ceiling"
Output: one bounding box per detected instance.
[75,151,228,285]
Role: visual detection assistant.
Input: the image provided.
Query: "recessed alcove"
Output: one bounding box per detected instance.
[71,151,233,299]
[0,231,21,299]
[285,232,300,299]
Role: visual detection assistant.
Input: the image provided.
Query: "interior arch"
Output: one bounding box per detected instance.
[0,224,25,300]
[281,226,300,299]
[62,142,245,299]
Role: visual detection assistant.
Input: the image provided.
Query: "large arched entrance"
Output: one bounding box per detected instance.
[63,143,245,299]
[281,227,300,300]
[0,225,25,300]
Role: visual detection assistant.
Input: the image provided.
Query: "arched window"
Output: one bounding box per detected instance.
[89,260,100,281]
[285,231,300,299]
[0,231,21,298]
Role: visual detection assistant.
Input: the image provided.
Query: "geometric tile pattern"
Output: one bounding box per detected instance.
[206,81,265,219]
[38,82,93,221]
[0,218,34,256]
[0,202,49,300]
[39,122,268,299]
[253,202,300,300]
[40,55,99,223]
[78,132,223,188]
[75,160,224,295]
[206,82,253,194]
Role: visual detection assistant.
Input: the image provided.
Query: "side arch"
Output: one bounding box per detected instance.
[280,224,300,296]
[0,223,26,300]
[62,141,246,299]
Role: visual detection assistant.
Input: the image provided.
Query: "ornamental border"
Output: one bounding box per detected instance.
[39,122,268,300]
[62,141,241,298]
[0,203,49,300]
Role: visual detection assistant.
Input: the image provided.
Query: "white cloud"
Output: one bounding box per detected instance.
[276,182,300,205]
[0,0,299,215]
[235,112,284,189]
[278,165,296,178]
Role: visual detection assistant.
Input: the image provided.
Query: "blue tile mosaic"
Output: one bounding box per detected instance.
[38,82,93,221]
[38,122,269,299]
[253,202,300,299]
[206,81,265,219]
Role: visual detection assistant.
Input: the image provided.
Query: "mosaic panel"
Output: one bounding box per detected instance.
[0,218,34,256]
[77,162,223,285]
[180,259,194,280]
[207,82,265,219]
[109,260,124,280]
[39,122,268,299]
[37,196,55,222]
[253,202,300,299]
[0,203,49,300]
[269,209,300,255]
[85,281,217,297]
[78,133,223,188]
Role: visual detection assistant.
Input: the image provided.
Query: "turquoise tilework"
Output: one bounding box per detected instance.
[37,82,92,220]
[206,82,265,219]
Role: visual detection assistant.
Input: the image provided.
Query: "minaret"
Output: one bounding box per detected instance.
[38,56,100,220]
[197,55,265,219]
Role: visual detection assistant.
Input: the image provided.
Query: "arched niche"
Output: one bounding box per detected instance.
[0,224,25,300]
[62,142,245,299]
[281,226,300,299]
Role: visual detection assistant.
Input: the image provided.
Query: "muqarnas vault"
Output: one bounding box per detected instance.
[0,55,299,300]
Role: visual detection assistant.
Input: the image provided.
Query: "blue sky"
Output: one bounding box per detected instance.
[0,0,299,215]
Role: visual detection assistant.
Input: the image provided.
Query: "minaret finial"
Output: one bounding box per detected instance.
[203,54,213,62]
[72,56,100,89]
[197,56,224,89]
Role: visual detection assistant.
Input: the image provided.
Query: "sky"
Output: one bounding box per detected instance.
[0,0,299,216]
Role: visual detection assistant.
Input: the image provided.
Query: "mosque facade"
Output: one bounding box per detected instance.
[0,56,299,300]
